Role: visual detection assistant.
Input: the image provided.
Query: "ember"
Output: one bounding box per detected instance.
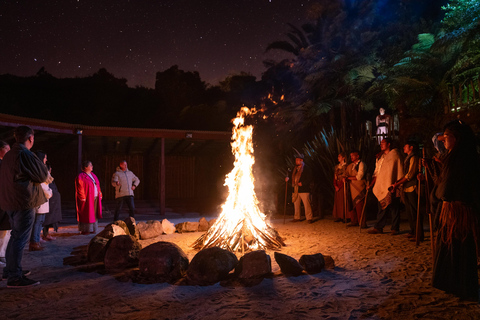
[193,107,285,252]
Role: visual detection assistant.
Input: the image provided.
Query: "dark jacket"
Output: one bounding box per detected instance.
[0,143,49,211]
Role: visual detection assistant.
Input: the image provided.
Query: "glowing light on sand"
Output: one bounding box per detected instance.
[193,107,284,252]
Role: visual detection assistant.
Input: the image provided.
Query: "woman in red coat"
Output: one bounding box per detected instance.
[75,160,102,235]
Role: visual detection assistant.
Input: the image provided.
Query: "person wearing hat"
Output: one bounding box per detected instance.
[432,120,480,301]
[285,153,313,223]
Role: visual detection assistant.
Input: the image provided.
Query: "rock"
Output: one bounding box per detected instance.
[323,255,335,269]
[162,219,176,235]
[104,235,142,271]
[96,223,127,240]
[138,241,189,283]
[87,236,110,263]
[137,220,163,240]
[187,247,238,285]
[274,252,304,276]
[235,250,271,279]
[198,217,209,232]
[124,217,140,240]
[208,219,217,229]
[175,221,199,233]
[112,220,130,235]
[299,253,325,274]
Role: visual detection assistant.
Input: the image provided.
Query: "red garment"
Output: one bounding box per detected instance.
[75,172,102,224]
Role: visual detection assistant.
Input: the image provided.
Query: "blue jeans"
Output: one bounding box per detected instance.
[30,213,46,243]
[114,196,135,221]
[3,208,35,281]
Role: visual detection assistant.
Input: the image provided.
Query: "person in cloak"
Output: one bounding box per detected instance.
[285,153,313,223]
[344,150,367,228]
[332,152,348,222]
[367,138,404,235]
[75,160,102,235]
[432,120,480,301]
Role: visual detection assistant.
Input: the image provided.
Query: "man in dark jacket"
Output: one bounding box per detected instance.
[285,154,313,223]
[0,126,48,288]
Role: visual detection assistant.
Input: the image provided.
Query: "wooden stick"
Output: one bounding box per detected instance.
[416,156,422,247]
[283,179,288,225]
[359,188,369,233]
[343,179,348,227]
[423,148,435,263]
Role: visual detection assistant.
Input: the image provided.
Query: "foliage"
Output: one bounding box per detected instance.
[442,0,480,32]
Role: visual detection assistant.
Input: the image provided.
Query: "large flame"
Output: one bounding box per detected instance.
[193,107,284,252]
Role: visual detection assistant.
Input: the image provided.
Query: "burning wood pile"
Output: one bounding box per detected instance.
[192,107,285,253]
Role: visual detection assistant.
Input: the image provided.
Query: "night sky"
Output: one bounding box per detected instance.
[1,0,313,88]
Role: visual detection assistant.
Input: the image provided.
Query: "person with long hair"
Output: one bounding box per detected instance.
[432,120,480,301]
[332,152,348,222]
[75,160,102,235]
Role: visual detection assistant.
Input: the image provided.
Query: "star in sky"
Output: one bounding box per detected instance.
[0,0,312,87]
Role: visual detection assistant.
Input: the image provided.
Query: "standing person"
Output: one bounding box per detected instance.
[432,120,480,301]
[285,154,313,223]
[367,138,404,235]
[345,150,367,228]
[0,140,11,268]
[0,126,49,287]
[332,152,348,222]
[391,141,421,240]
[376,108,391,144]
[42,164,62,241]
[75,161,102,235]
[111,160,140,221]
[29,151,53,251]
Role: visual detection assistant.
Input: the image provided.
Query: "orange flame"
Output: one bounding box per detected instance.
[193,107,284,252]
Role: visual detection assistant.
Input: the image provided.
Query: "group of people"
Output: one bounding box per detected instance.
[0,125,141,288]
[74,159,140,234]
[287,119,479,301]
[336,120,479,301]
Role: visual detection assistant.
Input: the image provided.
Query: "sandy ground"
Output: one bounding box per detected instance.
[1,215,479,320]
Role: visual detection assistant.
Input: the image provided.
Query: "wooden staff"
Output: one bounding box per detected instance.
[416,153,422,246]
[343,179,348,227]
[283,176,288,225]
[423,149,435,262]
[359,188,369,233]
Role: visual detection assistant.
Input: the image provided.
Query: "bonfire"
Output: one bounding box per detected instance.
[192,107,285,253]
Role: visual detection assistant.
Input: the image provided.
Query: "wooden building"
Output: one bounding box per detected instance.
[0,113,232,215]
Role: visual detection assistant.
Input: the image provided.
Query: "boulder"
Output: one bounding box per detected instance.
[138,241,189,283]
[124,217,140,240]
[235,250,271,279]
[162,219,176,235]
[176,221,199,233]
[274,252,304,276]
[198,217,209,232]
[95,223,127,240]
[323,255,335,269]
[186,247,238,285]
[299,253,325,274]
[112,220,130,235]
[137,220,163,240]
[87,237,110,263]
[104,235,142,271]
